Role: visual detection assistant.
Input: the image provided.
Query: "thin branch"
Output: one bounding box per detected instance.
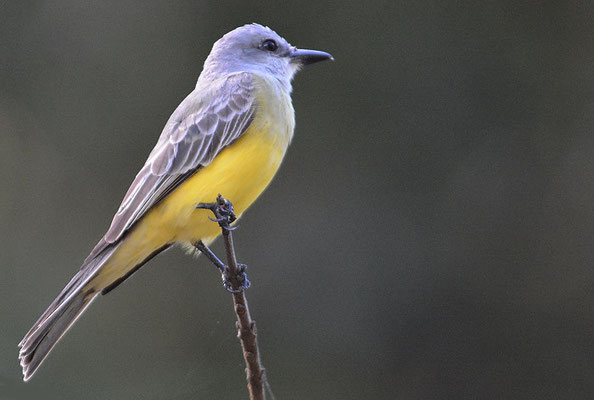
[196,194,267,400]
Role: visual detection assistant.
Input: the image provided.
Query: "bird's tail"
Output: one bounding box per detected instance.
[18,244,118,381]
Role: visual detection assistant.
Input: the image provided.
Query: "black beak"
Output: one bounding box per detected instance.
[290,48,334,65]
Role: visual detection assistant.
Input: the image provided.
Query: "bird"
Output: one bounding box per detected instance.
[18,23,333,381]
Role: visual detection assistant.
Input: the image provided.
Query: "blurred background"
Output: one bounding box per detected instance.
[1,1,593,399]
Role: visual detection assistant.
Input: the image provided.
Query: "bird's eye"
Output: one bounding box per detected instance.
[261,39,278,52]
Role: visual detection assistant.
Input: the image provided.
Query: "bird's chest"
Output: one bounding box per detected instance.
[151,78,295,243]
[166,111,291,243]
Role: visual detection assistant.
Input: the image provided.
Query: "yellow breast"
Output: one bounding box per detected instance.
[131,75,294,247]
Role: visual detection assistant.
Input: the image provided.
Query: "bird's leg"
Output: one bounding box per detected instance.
[194,241,225,273]
[195,195,250,293]
[194,239,249,292]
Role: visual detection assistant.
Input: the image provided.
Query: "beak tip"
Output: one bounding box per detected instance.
[291,49,334,65]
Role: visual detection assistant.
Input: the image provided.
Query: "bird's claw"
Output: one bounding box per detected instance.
[222,264,250,293]
[197,194,237,230]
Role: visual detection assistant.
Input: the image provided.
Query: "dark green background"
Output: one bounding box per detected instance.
[1,1,593,399]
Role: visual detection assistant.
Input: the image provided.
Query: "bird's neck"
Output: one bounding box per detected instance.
[252,74,296,147]
[198,62,294,94]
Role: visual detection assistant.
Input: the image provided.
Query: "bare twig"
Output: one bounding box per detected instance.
[195,194,266,400]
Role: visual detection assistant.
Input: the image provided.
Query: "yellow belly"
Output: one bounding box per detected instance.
[94,122,288,287]
[158,120,287,245]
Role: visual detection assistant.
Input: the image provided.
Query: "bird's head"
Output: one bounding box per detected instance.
[200,24,333,86]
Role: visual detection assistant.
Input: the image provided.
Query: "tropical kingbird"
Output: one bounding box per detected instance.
[18,23,332,381]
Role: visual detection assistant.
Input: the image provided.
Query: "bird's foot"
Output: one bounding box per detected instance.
[196,194,237,231]
[222,263,251,293]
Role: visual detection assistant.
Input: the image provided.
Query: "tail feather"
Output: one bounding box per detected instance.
[19,289,97,381]
[18,245,117,381]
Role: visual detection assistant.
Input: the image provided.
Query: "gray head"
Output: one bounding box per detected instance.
[200,24,332,86]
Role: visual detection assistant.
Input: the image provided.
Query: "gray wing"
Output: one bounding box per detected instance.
[100,72,255,248]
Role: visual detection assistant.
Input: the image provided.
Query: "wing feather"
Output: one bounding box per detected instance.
[99,72,255,247]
